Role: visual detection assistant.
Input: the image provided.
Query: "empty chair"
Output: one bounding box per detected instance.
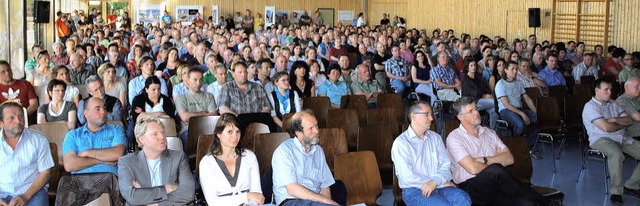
[318,128,348,173]
[366,107,405,127]
[377,93,403,109]
[29,122,69,165]
[533,97,565,172]
[525,87,544,101]
[580,75,596,87]
[158,117,178,137]
[547,85,567,114]
[242,122,270,151]
[254,132,290,177]
[327,109,359,151]
[334,151,382,205]
[187,115,221,169]
[302,96,331,128]
[358,124,395,184]
[502,136,564,204]
[196,134,215,177]
[340,95,368,125]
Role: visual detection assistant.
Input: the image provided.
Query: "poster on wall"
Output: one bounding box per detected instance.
[337,10,354,24]
[265,6,276,27]
[275,10,290,26]
[175,5,203,26]
[211,5,219,25]
[136,4,163,24]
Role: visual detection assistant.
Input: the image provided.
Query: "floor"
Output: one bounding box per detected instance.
[375,138,640,206]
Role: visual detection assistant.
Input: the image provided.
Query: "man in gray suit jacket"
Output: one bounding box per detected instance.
[118,116,195,205]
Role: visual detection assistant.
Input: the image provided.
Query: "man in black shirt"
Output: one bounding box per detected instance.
[380,13,390,25]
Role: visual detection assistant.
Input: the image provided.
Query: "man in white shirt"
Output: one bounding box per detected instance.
[392,101,470,205]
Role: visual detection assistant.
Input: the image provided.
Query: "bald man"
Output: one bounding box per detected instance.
[617,77,640,139]
[68,53,97,84]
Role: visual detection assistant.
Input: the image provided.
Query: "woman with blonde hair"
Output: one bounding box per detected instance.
[98,63,128,108]
[27,50,52,87]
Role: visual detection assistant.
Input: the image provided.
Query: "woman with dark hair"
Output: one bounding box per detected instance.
[411,50,436,105]
[127,44,144,79]
[37,79,77,129]
[156,47,180,80]
[48,65,80,106]
[603,47,627,79]
[289,61,315,98]
[460,58,497,129]
[489,58,507,92]
[200,113,264,205]
[127,76,176,142]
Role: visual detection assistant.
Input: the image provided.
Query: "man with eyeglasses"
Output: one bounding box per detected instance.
[618,53,640,83]
[446,97,556,205]
[392,100,471,205]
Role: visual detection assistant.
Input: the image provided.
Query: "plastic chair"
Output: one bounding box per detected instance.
[533,96,566,172]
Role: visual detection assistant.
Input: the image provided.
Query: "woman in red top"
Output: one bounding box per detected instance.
[328,37,346,63]
[602,47,626,79]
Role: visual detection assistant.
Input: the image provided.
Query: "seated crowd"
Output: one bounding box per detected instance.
[2,6,640,206]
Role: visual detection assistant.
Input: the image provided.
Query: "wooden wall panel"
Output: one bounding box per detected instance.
[367,0,407,26]
[130,0,362,27]
[612,0,640,52]
[406,0,553,46]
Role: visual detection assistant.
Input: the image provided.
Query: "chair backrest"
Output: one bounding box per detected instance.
[564,95,590,127]
[302,96,331,128]
[165,137,183,151]
[536,97,562,130]
[334,151,382,205]
[525,87,543,102]
[48,143,60,198]
[580,75,596,87]
[366,107,405,127]
[318,128,348,173]
[281,113,295,132]
[254,132,290,177]
[443,119,460,140]
[327,109,359,151]
[29,122,70,164]
[573,83,593,97]
[187,115,221,157]
[392,166,404,206]
[347,52,357,70]
[242,122,270,151]
[377,93,403,109]
[357,124,395,176]
[547,85,567,113]
[501,136,533,184]
[196,134,215,177]
[340,95,368,125]
[34,85,48,106]
[158,117,178,137]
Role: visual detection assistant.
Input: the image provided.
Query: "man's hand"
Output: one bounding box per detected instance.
[165,184,178,194]
[521,113,531,125]
[421,181,437,197]
[442,181,456,188]
[8,195,27,206]
[132,181,141,188]
[0,199,7,206]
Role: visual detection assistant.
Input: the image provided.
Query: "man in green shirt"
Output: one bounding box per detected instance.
[350,64,384,108]
[202,54,219,85]
[617,77,640,139]
[23,45,54,80]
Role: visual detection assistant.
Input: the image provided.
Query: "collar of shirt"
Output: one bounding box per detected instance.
[79,124,109,135]
[406,125,436,141]
[456,124,488,137]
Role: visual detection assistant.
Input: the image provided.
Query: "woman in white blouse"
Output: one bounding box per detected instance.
[46,65,80,106]
[200,113,264,206]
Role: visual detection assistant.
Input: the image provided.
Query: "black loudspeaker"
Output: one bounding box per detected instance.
[34,1,50,23]
[528,8,541,28]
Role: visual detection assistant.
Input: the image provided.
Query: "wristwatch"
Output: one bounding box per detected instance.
[483,157,488,164]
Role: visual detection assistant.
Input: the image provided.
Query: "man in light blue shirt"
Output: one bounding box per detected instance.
[63,97,126,175]
[538,54,566,87]
[128,56,168,104]
[392,101,470,205]
[0,102,54,206]
[271,110,342,206]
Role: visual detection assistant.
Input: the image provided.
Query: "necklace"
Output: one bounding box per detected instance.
[217,153,237,161]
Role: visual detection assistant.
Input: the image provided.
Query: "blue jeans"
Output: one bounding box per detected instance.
[499,109,539,147]
[402,186,471,206]
[281,199,336,206]
[1,187,48,206]
[391,79,411,94]
[179,131,188,151]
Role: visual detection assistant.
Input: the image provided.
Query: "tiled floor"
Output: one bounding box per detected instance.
[376,138,640,206]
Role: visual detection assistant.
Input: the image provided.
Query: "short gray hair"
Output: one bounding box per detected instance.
[85,75,104,88]
[407,100,430,123]
[453,96,476,116]
[134,116,165,148]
